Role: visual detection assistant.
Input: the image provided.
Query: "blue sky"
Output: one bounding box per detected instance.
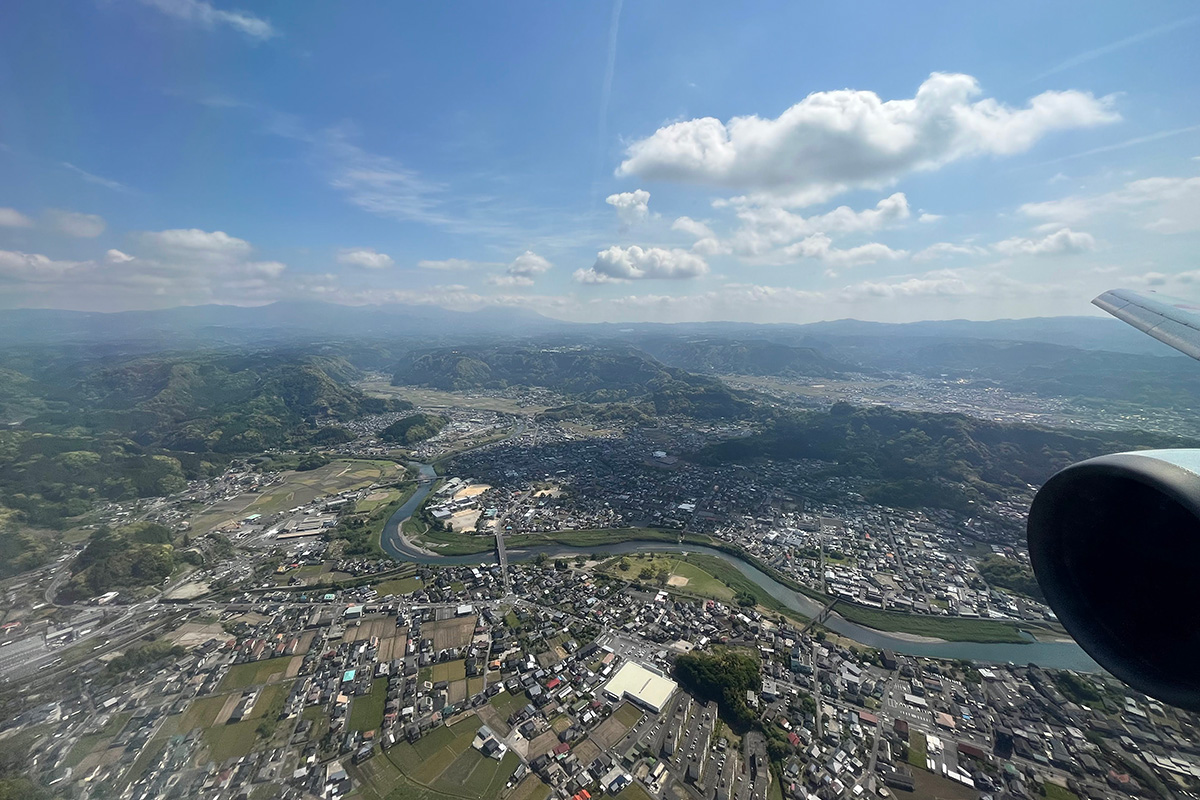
[1,1,1198,322]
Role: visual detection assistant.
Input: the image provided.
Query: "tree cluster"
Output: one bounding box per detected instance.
[674,649,762,732]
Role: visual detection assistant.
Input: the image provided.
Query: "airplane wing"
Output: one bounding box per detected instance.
[1093,288,1200,360]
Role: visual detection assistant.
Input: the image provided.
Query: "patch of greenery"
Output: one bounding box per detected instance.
[61,522,176,600]
[103,640,186,679]
[674,648,761,732]
[378,413,448,445]
[1053,672,1103,705]
[700,402,1194,512]
[834,603,1026,643]
[978,555,1044,600]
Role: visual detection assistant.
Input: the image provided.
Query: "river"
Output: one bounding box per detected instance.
[380,463,1099,672]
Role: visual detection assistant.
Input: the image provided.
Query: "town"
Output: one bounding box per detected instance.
[2,389,1197,800]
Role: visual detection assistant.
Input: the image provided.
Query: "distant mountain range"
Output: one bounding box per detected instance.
[0,300,1180,357]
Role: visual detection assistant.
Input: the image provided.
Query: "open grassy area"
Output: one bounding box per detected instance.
[409,522,494,556]
[835,603,1027,643]
[357,488,401,513]
[1044,783,1081,800]
[349,678,388,732]
[203,719,259,763]
[508,774,551,800]
[432,747,519,797]
[358,381,553,415]
[62,711,131,768]
[908,730,928,769]
[615,782,655,800]
[179,695,228,732]
[392,718,480,785]
[431,659,467,683]
[614,702,644,729]
[488,689,528,720]
[219,657,293,690]
[374,576,423,595]
[191,458,403,534]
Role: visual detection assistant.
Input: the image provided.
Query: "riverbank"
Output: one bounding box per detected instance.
[379,468,1097,670]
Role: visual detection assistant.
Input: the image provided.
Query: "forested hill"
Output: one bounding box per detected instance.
[25,353,409,453]
[700,402,1197,512]
[632,337,852,379]
[393,345,760,419]
[0,351,412,527]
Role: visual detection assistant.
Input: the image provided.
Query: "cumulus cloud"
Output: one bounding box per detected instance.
[912,242,988,262]
[488,251,553,286]
[672,216,716,240]
[617,72,1118,205]
[337,247,394,269]
[918,213,943,223]
[781,234,906,270]
[106,249,134,263]
[575,245,709,283]
[0,208,33,228]
[136,0,277,40]
[140,228,253,259]
[46,209,106,238]
[0,250,86,282]
[1020,175,1200,234]
[993,227,1097,256]
[605,189,652,226]
[725,193,910,257]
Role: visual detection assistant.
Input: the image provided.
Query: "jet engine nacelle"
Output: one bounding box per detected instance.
[1028,450,1200,711]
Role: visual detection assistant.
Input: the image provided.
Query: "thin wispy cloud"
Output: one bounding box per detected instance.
[61,162,134,193]
[1032,14,1199,81]
[136,0,277,41]
[593,0,624,204]
[1040,124,1200,165]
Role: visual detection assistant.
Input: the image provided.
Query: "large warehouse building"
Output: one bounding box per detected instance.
[603,661,677,714]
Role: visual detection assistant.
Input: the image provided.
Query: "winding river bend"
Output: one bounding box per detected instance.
[381,463,1099,672]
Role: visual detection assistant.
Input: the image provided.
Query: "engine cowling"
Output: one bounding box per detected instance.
[1028,450,1200,711]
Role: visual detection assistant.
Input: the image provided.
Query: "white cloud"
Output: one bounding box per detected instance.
[1020,176,1200,233]
[488,251,553,286]
[46,209,106,238]
[617,72,1117,205]
[337,247,394,269]
[417,258,498,271]
[0,208,33,228]
[780,234,906,270]
[106,249,134,263]
[912,242,988,262]
[993,227,1097,256]
[0,250,85,282]
[140,228,253,259]
[672,216,715,239]
[575,245,709,283]
[60,162,132,193]
[606,189,652,226]
[136,0,277,40]
[918,212,943,223]
[506,250,553,277]
[837,274,973,302]
[486,274,535,287]
[726,193,910,256]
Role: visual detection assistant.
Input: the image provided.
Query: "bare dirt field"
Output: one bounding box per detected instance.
[427,617,476,650]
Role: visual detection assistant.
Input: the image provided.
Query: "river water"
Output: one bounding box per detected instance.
[380,463,1099,672]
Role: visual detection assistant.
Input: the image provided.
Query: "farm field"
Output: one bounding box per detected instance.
[219,657,295,691]
[189,459,403,534]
